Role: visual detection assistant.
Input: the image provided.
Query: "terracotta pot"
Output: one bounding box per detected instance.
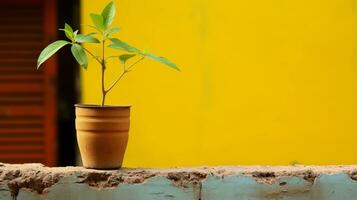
[75,104,130,169]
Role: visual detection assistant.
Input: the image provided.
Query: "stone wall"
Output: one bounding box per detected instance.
[0,163,357,200]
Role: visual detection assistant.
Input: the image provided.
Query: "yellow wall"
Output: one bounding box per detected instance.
[81,0,357,167]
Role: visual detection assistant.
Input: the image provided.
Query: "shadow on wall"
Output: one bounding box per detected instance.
[57,0,80,166]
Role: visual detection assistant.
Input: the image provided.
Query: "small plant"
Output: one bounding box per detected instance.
[37,1,179,106]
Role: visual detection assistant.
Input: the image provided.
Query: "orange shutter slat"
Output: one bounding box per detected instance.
[0,1,57,166]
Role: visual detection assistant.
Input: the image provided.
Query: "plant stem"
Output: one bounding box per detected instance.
[101,40,106,106]
[93,40,145,105]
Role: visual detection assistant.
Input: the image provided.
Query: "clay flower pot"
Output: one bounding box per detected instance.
[75,104,130,169]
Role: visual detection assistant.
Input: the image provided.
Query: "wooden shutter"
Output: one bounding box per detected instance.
[0,0,57,166]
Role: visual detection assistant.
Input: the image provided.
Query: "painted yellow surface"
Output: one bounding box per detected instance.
[80,0,357,167]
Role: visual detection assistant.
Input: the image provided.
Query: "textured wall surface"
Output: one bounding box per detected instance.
[80,0,357,167]
[1,163,357,200]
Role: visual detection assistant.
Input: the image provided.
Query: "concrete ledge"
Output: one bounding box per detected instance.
[1,163,357,200]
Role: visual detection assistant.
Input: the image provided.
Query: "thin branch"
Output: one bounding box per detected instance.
[82,46,102,64]
[126,56,145,71]
[105,64,126,93]
[105,56,145,94]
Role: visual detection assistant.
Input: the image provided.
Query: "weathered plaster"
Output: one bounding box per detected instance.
[1,163,357,200]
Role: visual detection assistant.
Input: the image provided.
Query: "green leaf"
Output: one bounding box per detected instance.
[71,44,88,69]
[59,29,72,40]
[145,52,180,71]
[63,23,74,40]
[101,1,115,28]
[108,38,141,53]
[90,13,105,32]
[106,27,120,36]
[119,54,136,64]
[76,34,100,43]
[86,25,102,33]
[37,40,70,69]
[65,23,73,32]
[73,30,78,39]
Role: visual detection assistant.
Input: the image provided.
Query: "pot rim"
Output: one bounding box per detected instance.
[75,104,131,108]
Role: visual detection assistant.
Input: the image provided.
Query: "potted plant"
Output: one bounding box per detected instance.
[37,1,179,169]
